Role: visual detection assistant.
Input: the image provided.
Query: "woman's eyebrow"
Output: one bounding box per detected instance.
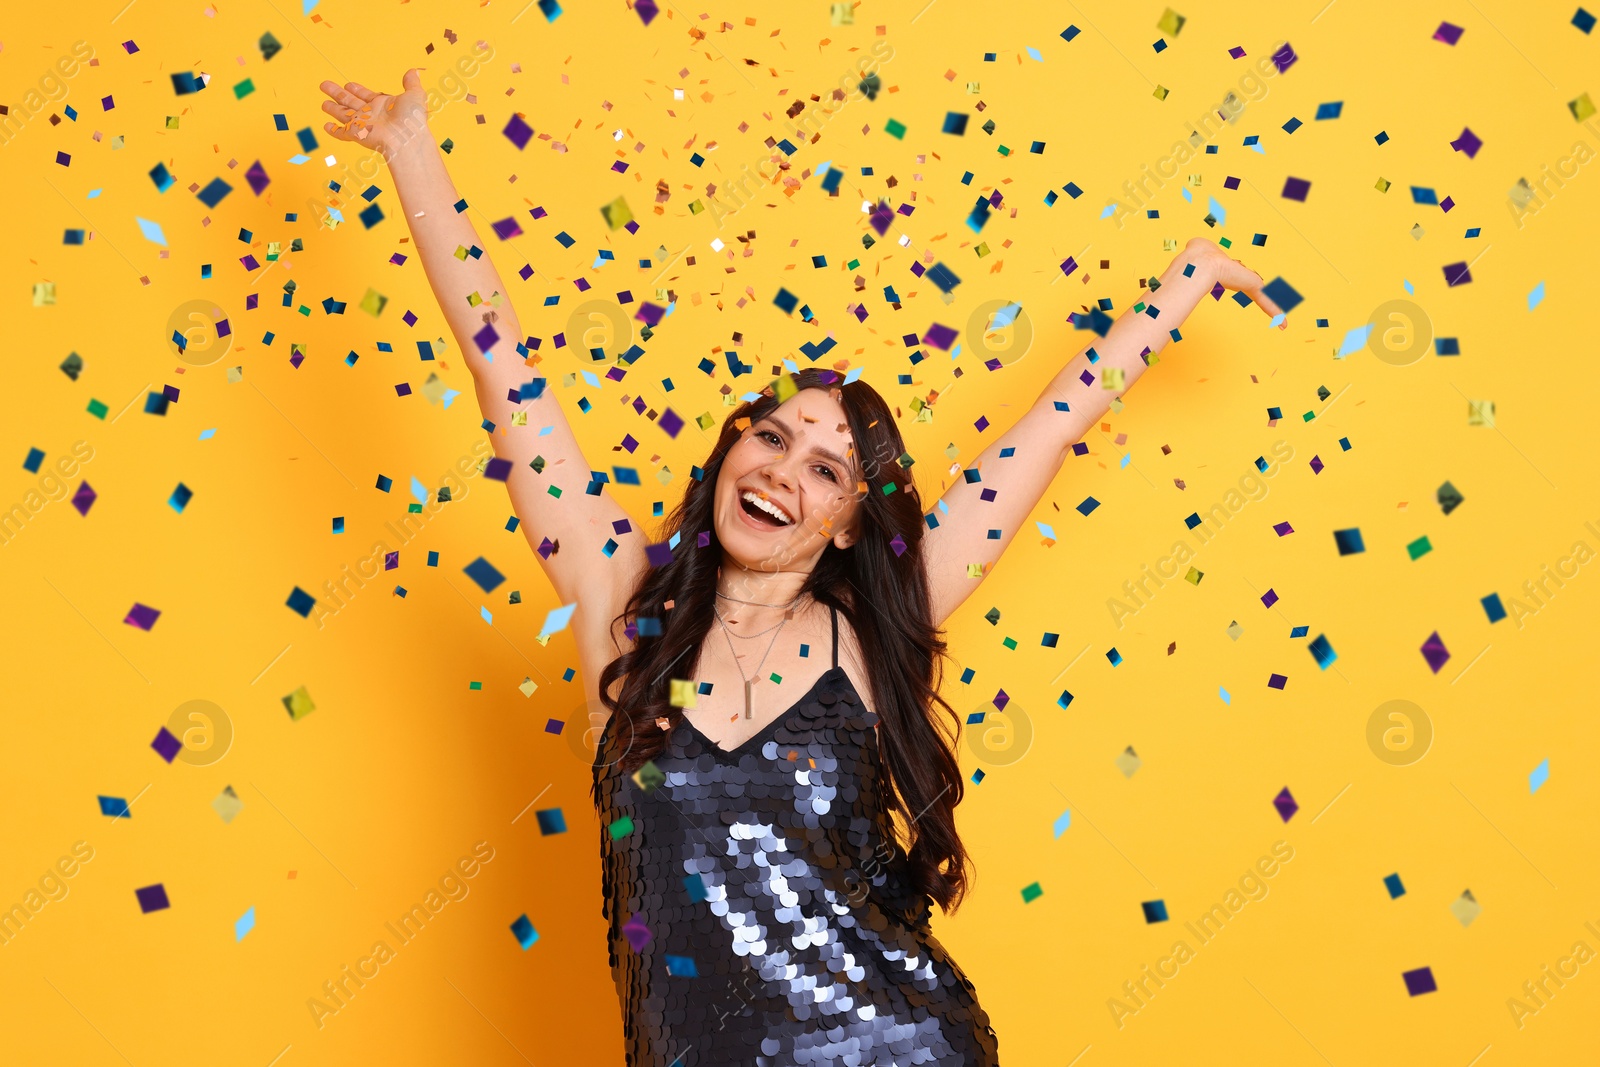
[762,414,853,473]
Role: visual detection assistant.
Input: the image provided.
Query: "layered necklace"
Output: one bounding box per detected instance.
[713,588,807,720]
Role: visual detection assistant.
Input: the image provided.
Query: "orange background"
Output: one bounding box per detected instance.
[2,1,1597,1063]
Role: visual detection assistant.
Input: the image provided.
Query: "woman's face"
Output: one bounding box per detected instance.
[714,387,864,572]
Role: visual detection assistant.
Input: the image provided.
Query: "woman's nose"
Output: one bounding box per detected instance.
[762,460,796,491]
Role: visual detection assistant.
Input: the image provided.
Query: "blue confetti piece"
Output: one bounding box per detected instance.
[198,428,216,440]
[1119,452,1131,469]
[1219,686,1231,705]
[1308,634,1337,669]
[1337,323,1372,356]
[135,216,168,245]
[480,605,493,625]
[1036,521,1057,540]
[1098,203,1117,220]
[990,302,1022,328]
[98,795,131,818]
[1529,758,1549,793]
[1403,278,1415,295]
[1528,280,1545,310]
[410,476,428,504]
[1208,195,1226,225]
[1026,46,1043,61]
[236,906,256,941]
[539,601,578,637]
[1053,809,1071,838]
[463,556,506,593]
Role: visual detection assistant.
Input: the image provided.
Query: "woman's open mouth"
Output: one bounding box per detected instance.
[738,489,794,529]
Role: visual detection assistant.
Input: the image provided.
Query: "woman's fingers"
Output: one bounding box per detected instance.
[322,120,356,143]
[401,67,424,92]
[319,98,361,122]
[319,80,368,112]
[343,81,378,102]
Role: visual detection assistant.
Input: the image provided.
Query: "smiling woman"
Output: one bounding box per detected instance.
[591,367,1001,1064]
[333,59,1283,1062]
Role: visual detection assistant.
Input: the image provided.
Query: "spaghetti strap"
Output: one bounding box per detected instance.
[830,605,838,669]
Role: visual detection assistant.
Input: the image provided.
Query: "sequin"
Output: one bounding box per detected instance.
[594,606,1000,1065]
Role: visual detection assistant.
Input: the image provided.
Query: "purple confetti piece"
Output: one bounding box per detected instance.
[135,883,171,913]
[922,323,957,350]
[1273,787,1298,821]
[245,159,270,195]
[1421,631,1451,673]
[72,481,97,516]
[503,113,534,149]
[150,727,181,763]
[125,603,161,630]
[1450,127,1482,158]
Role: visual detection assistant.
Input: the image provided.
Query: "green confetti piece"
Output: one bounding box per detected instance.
[885,118,906,139]
[87,398,108,419]
[1407,536,1433,560]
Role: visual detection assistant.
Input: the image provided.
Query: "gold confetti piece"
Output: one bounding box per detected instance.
[281,685,316,721]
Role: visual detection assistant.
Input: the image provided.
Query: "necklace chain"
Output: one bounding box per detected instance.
[716,589,797,608]
[713,591,805,720]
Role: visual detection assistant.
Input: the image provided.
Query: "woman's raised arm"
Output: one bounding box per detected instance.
[320,71,647,616]
[920,238,1284,630]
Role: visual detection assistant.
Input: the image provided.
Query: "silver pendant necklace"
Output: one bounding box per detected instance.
[713,593,804,719]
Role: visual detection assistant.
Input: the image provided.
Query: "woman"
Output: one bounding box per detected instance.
[321,71,1283,1065]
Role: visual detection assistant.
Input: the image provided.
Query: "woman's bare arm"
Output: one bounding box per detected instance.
[921,238,1285,629]
[321,71,648,614]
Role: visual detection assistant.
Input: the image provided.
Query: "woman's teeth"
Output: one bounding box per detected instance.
[741,490,793,526]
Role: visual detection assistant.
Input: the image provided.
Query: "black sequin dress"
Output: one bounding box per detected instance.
[592,605,1001,1066]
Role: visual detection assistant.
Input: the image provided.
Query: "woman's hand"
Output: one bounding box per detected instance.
[318,69,430,161]
[1183,236,1288,328]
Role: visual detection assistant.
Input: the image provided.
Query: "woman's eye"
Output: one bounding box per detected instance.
[816,467,837,482]
[758,430,781,445]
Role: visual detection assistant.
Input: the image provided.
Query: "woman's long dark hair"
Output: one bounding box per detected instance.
[594,367,974,914]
